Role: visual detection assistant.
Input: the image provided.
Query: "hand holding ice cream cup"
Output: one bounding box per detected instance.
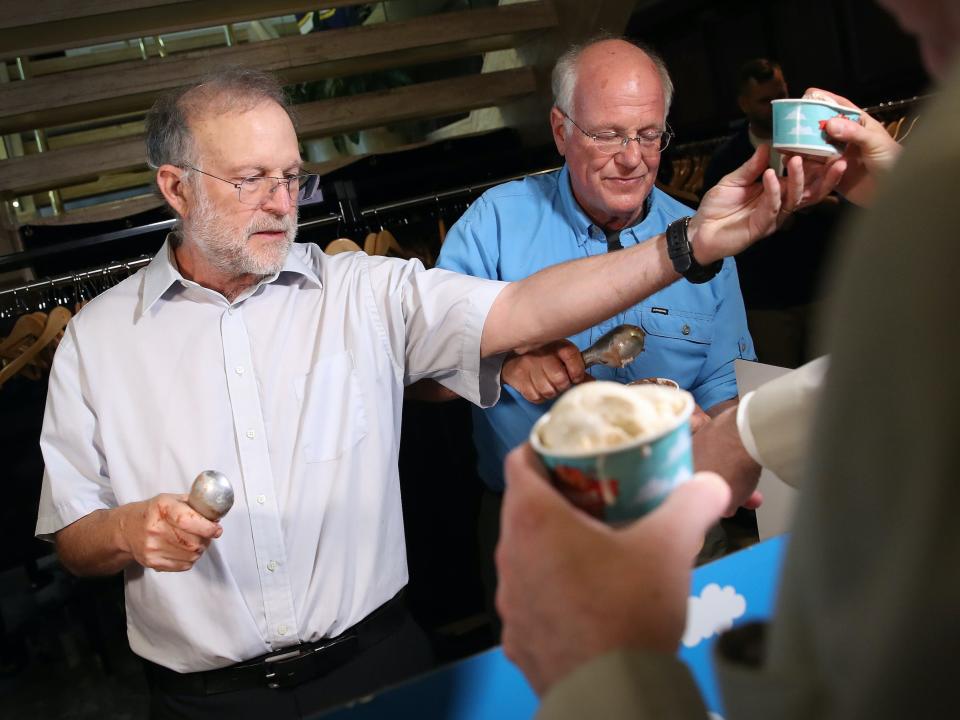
[530,381,695,524]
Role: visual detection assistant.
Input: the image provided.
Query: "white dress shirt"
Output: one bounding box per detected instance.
[36,240,506,672]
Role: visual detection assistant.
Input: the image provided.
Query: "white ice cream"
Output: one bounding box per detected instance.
[537,381,687,452]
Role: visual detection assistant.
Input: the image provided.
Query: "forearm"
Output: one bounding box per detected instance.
[55,503,142,577]
[706,397,738,418]
[481,234,675,357]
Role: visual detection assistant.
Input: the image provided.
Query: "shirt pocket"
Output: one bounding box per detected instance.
[293,351,368,463]
[639,307,714,346]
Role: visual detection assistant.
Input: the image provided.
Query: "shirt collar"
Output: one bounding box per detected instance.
[139,234,322,317]
[557,164,654,247]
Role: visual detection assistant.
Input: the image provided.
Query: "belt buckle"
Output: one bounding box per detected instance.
[263,635,358,690]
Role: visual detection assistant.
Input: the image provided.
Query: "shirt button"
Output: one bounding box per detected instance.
[681,324,691,336]
[277,625,288,636]
[246,429,256,439]
[235,366,245,375]
[256,494,266,504]
[267,560,278,572]
[739,341,747,352]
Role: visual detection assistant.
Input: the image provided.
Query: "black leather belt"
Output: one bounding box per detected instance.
[144,591,407,696]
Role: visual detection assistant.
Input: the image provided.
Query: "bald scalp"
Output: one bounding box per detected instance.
[551,35,673,120]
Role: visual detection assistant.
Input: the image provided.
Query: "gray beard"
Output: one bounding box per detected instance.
[187,191,298,278]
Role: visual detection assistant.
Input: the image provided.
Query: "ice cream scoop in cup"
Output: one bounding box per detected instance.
[530,381,695,524]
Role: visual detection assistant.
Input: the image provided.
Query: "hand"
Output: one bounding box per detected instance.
[689,145,830,264]
[118,493,223,572]
[803,88,902,207]
[502,340,590,403]
[496,444,730,695]
[692,405,763,517]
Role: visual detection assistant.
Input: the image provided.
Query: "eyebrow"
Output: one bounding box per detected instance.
[229,161,305,177]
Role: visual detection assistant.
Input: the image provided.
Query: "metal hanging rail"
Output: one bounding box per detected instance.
[0,166,562,294]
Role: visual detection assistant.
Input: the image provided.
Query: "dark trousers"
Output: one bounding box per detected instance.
[146,610,433,720]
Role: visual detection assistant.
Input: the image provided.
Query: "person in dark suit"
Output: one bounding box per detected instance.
[703,59,846,369]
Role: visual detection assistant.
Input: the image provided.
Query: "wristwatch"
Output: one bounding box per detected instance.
[665,216,722,284]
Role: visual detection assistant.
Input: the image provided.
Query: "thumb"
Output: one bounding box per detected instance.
[823,116,876,148]
[626,472,731,554]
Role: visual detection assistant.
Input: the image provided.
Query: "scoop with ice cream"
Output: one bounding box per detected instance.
[531,381,694,523]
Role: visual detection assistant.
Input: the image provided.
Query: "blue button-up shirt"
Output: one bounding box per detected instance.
[437,165,756,490]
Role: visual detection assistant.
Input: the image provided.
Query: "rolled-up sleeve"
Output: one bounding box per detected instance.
[36,322,115,539]
[400,264,508,408]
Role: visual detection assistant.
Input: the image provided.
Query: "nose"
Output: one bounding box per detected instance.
[614,139,647,170]
[259,180,294,214]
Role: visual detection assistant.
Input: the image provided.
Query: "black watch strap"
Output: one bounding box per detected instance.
[665,216,722,284]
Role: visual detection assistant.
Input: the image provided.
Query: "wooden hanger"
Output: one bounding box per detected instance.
[325,238,364,255]
[0,312,46,357]
[363,231,378,255]
[374,228,404,257]
[0,306,71,388]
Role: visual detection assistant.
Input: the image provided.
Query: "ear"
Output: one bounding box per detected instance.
[550,107,568,157]
[156,164,192,219]
[737,94,750,115]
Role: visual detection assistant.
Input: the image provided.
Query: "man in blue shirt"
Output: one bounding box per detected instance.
[437,37,756,627]
[438,37,755,494]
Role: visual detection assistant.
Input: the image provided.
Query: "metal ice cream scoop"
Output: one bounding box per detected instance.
[187,470,235,521]
[581,324,646,369]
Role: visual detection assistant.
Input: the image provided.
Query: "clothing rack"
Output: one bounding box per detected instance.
[0,167,562,280]
[298,167,560,232]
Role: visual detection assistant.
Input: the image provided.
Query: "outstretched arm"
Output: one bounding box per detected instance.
[481,145,834,357]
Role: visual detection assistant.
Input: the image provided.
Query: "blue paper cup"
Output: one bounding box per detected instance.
[772,98,861,157]
[530,387,695,524]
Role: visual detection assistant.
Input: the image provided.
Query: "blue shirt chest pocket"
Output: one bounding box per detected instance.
[638,306,714,360]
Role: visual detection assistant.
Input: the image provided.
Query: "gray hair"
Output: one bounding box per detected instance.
[145,66,296,172]
[551,34,674,122]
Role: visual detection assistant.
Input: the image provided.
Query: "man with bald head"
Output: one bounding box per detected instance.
[437,36,756,610]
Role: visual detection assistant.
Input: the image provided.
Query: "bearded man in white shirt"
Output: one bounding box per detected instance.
[35,67,834,719]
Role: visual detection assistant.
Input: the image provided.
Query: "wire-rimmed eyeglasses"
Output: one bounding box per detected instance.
[561,111,673,155]
[183,166,321,206]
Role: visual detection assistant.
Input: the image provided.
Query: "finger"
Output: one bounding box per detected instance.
[629,472,731,556]
[722,144,770,187]
[162,501,223,539]
[759,167,782,218]
[532,366,562,400]
[805,158,846,203]
[743,490,764,510]
[802,87,857,109]
[556,342,587,383]
[544,358,575,394]
[781,156,804,213]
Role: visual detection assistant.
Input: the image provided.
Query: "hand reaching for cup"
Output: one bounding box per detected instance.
[802,88,903,208]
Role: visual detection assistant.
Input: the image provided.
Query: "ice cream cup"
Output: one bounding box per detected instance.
[627,377,680,390]
[772,98,861,157]
[530,387,695,524]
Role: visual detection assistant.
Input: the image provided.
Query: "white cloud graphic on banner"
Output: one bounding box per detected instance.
[682,583,746,648]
